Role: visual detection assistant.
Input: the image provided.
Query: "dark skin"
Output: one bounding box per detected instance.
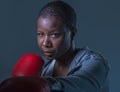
[37,16,77,77]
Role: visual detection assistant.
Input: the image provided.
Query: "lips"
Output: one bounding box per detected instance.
[42,50,54,57]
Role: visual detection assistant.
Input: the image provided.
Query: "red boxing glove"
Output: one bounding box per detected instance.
[0,77,51,92]
[12,53,44,77]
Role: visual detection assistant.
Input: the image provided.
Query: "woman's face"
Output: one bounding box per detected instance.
[37,16,72,60]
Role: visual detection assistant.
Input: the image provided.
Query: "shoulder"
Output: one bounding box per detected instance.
[74,47,109,65]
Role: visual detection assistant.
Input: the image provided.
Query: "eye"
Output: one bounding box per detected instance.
[37,32,44,38]
[50,33,62,39]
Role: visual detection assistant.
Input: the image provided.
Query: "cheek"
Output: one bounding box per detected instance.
[37,37,43,49]
[59,35,71,52]
[53,36,70,54]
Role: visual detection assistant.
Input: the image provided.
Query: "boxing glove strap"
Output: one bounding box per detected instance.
[45,77,64,92]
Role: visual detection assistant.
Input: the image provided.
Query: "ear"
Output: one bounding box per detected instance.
[70,27,77,40]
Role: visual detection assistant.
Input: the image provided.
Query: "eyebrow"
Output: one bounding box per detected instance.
[37,28,62,32]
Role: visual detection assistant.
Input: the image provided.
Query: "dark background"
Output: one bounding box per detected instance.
[0,0,120,92]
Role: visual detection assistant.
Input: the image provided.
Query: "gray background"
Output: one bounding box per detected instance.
[0,0,120,92]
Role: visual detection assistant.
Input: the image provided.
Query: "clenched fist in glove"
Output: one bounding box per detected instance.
[0,53,63,92]
[0,76,51,92]
[0,76,64,92]
[0,54,51,92]
[12,53,44,77]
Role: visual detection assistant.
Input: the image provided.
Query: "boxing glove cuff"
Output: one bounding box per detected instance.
[45,77,64,92]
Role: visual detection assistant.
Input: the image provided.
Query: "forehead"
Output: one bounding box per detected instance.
[37,16,70,34]
[37,16,63,28]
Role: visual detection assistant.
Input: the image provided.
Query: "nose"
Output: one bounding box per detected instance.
[43,36,52,47]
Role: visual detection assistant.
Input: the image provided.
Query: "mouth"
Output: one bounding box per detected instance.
[42,50,54,57]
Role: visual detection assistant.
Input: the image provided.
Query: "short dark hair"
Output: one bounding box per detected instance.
[38,0,76,29]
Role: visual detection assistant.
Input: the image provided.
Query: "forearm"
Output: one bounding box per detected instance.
[45,76,100,92]
[44,59,110,92]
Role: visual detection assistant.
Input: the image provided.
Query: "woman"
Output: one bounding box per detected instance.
[0,1,110,92]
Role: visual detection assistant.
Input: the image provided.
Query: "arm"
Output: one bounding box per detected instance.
[44,50,110,92]
[0,50,110,92]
